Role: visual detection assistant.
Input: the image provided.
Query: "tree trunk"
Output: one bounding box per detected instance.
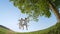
[48,1,60,23]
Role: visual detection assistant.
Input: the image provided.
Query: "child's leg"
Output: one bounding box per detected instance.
[26,25,28,30]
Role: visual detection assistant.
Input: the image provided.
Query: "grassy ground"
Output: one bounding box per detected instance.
[0,22,60,34]
[0,25,15,34]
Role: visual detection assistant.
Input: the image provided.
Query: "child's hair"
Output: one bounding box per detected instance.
[25,18,27,20]
[21,18,23,19]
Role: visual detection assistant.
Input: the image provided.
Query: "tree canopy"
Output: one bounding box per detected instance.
[10,0,60,21]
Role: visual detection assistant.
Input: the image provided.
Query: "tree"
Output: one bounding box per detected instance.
[10,0,60,22]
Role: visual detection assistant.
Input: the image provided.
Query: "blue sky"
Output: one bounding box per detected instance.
[0,0,57,32]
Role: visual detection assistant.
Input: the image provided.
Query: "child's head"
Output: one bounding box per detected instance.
[21,18,23,20]
[25,18,27,20]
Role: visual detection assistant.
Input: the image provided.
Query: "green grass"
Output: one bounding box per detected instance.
[0,22,60,34]
[0,25,15,34]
